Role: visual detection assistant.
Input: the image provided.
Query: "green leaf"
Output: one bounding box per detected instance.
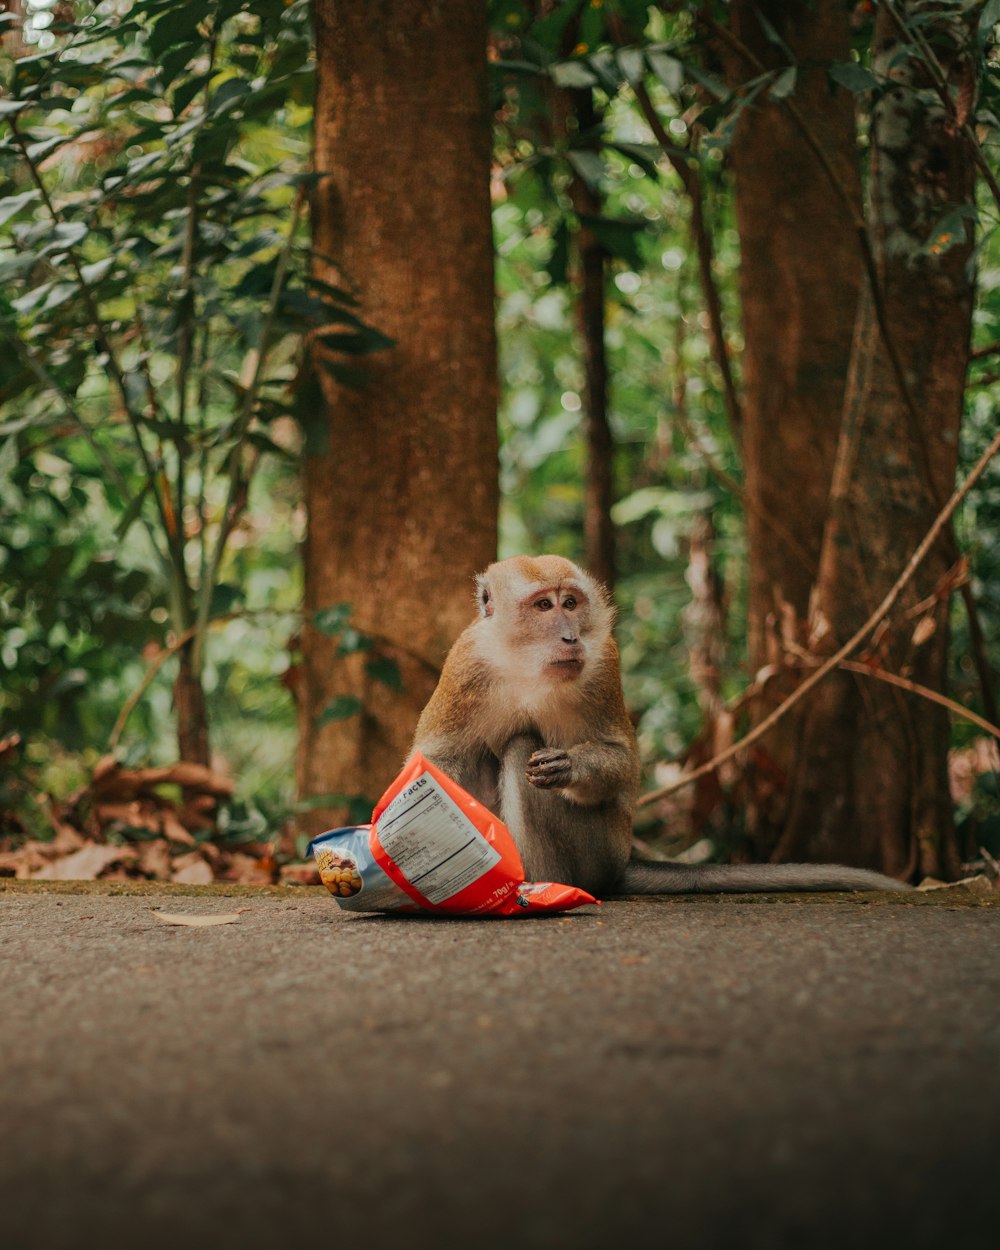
[80,258,115,286]
[316,695,363,725]
[0,190,40,227]
[0,100,30,117]
[580,214,646,268]
[551,61,599,90]
[647,50,683,96]
[49,221,88,251]
[921,205,977,257]
[610,141,663,180]
[769,66,797,100]
[587,49,621,94]
[148,8,202,58]
[566,148,604,190]
[547,219,570,286]
[828,61,879,94]
[337,627,374,657]
[365,655,403,692]
[313,603,353,635]
[754,10,795,62]
[617,47,645,86]
[11,281,76,315]
[315,328,395,355]
[114,480,153,542]
[210,77,251,116]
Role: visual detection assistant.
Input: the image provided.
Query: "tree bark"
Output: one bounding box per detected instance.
[725,0,862,681]
[777,4,975,878]
[300,0,499,830]
[723,0,864,852]
[568,91,616,593]
[174,641,210,768]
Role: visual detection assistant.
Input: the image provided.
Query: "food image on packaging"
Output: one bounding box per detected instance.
[315,847,363,897]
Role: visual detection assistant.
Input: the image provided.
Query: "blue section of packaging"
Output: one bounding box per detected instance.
[308,826,416,913]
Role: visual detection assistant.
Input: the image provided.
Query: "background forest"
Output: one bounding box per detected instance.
[1,0,998,886]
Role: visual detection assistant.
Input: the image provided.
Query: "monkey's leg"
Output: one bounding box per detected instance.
[499,734,628,894]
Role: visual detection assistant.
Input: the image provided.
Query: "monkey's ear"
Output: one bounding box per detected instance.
[475,574,494,618]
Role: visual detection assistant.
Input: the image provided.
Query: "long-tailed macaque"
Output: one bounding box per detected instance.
[411,555,909,895]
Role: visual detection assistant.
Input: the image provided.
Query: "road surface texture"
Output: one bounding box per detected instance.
[1,881,998,1250]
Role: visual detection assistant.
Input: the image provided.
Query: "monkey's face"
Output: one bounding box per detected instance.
[474,555,613,688]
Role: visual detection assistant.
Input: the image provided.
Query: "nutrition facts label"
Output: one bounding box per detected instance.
[375,771,501,904]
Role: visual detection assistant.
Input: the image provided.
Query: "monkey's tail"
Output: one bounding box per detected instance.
[616,858,912,895]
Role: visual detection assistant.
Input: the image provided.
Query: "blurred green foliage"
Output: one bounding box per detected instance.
[1,0,998,827]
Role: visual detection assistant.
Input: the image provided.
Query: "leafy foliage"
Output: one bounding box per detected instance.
[0,0,386,771]
[2,0,999,850]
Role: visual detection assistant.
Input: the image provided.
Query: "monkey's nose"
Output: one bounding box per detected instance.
[562,634,579,645]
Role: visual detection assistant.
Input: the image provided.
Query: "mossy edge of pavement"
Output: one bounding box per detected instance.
[1,878,998,907]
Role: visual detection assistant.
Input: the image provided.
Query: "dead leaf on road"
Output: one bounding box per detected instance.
[152,911,243,927]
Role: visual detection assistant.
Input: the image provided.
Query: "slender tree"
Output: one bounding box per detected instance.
[299,0,499,827]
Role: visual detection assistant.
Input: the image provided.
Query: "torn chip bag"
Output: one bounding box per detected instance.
[309,753,597,916]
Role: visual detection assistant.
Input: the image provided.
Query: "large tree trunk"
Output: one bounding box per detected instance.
[724,0,863,849]
[299,1,499,830]
[777,5,975,878]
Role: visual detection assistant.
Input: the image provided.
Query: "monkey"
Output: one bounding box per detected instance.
[410,554,910,896]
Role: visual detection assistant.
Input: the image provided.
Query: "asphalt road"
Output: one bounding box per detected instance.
[1,885,998,1250]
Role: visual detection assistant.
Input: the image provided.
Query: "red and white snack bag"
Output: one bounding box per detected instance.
[310,752,597,916]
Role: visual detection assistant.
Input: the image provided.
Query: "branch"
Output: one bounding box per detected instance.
[671,403,814,574]
[10,334,171,576]
[8,117,175,551]
[839,660,1000,742]
[631,78,743,435]
[190,186,305,673]
[882,0,1000,217]
[637,423,1000,807]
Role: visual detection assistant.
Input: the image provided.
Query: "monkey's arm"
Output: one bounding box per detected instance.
[526,738,639,808]
[410,632,503,811]
[616,859,912,894]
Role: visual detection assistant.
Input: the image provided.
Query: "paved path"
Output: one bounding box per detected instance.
[1,885,998,1250]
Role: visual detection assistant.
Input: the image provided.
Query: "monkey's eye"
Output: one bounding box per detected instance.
[563,595,577,610]
[481,589,490,606]
[535,597,553,611]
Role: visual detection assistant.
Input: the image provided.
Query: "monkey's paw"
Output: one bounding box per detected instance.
[526,748,573,789]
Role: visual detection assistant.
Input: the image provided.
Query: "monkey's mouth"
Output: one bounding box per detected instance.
[548,658,584,676]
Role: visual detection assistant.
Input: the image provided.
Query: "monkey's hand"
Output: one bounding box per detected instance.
[526,748,573,790]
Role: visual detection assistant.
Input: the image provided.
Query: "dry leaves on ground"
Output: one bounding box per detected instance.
[0,752,321,887]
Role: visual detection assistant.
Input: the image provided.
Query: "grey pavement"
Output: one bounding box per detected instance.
[1,885,998,1250]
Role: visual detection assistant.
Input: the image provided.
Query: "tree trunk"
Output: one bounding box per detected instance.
[174,641,210,767]
[723,0,864,851]
[777,4,975,878]
[561,83,615,592]
[300,0,499,830]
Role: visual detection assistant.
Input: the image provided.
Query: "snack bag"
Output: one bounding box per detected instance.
[309,752,597,916]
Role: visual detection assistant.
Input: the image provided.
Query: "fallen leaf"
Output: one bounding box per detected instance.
[161,810,196,846]
[916,874,994,896]
[170,852,215,885]
[280,862,321,886]
[227,851,276,884]
[137,839,172,880]
[32,842,135,881]
[153,911,242,927]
